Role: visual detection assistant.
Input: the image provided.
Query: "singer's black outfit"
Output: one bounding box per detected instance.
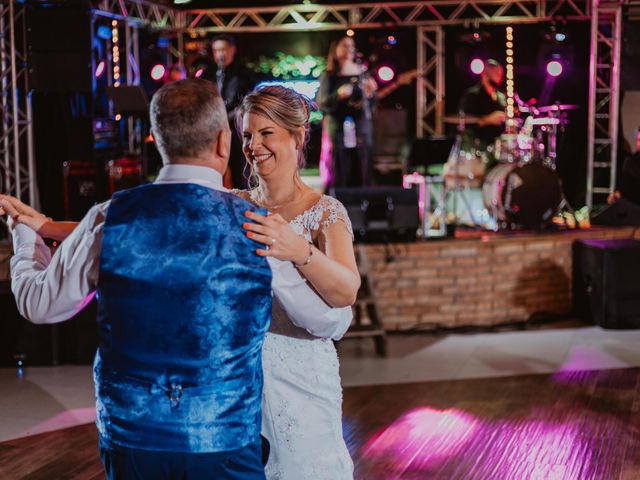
[618,151,640,205]
[458,83,506,148]
[202,61,254,189]
[317,72,375,188]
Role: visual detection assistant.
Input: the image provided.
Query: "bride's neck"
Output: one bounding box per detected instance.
[257,173,304,208]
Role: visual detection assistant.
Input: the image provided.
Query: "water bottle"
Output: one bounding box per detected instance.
[343,116,357,149]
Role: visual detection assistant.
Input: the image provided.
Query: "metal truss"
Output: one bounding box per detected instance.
[417,27,444,138]
[586,0,623,210]
[0,0,37,212]
[184,1,590,33]
[94,0,181,29]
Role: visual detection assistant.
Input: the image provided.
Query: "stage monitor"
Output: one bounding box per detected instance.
[333,187,419,243]
[106,86,149,117]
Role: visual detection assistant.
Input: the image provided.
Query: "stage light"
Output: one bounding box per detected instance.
[346,29,355,37]
[546,60,563,77]
[470,58,484,75]
[472,32,481,41]
[95,60,106,78]
[377,66,395,82]
[150,64,166,81]
[555,32,566,42]
[387,35,397,45]
[195,68,205,78]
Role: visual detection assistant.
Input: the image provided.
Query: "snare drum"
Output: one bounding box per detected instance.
[483,162,562,227]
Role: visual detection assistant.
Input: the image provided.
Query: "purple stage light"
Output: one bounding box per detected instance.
[95,60,106,79]
[470,58,485,75]
[377,66,395,82]
[150,64,166,81]
[546,60,563,77]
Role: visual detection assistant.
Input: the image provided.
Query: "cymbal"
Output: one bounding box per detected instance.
[535,104,578,113]
[443,115,482,124]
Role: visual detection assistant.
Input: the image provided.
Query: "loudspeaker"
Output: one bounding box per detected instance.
[28,3,93,93]
[591,198,640,226]
[0,282,98,366]
[573,239,640,328]
[0,283,61,366]
[333,187,419,243]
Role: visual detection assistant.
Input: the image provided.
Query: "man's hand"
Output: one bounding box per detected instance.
[480,110,507,127]
[607,190,621,205]
[0,195,50,232]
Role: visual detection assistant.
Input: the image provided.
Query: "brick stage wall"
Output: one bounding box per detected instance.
[363,227,640,330]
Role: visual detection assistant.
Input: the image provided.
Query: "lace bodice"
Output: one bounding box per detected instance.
[232,190,354,243]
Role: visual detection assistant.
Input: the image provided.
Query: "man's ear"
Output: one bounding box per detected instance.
[215,126,231,166]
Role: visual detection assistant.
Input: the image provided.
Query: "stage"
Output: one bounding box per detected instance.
[361,226,640,331]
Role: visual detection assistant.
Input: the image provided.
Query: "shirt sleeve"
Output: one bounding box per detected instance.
[268,257,353,341]
[9,202,108,324]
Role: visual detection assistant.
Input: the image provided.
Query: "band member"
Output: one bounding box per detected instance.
[609,128,640,206]
[317,35,378,188]
[202,34,255,189]
[459,59,507,148]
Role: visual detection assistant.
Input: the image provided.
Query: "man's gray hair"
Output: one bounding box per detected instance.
[150,79,227,163]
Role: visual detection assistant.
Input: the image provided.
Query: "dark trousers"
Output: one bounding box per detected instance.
[99,436,266,480]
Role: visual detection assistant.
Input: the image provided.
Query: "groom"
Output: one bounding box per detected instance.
[5,79,272,479]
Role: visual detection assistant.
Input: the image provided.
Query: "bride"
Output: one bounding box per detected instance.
[1,84,359,480]
[235,85,359,479]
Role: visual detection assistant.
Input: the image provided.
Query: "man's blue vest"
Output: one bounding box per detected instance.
[94,183,272,453]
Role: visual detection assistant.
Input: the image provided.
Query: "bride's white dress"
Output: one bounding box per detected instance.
[258,194,355,480]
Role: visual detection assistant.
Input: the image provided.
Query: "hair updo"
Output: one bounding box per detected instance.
[236,84,317,175]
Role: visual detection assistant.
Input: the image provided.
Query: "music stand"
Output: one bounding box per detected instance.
[106,86,149,117]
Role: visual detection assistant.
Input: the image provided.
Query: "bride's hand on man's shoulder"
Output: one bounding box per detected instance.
[242,211,310,265]
[0,194,51,232]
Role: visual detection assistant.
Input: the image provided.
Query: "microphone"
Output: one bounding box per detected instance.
[216,52,226,92]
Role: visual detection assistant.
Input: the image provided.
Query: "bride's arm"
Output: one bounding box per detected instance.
[244,210,360,308]
[0,195,79,241]
[269,258,353,340]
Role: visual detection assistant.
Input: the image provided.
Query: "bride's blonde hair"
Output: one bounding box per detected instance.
[236,85,316,188]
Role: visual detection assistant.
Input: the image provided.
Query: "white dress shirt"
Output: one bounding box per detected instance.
[9,164,351,339]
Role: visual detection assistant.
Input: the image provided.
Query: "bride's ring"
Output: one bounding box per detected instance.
[270,238,276,246]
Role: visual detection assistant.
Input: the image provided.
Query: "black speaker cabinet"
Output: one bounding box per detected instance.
[0,281,98,366]
[573,239,640,328]
[591,198,640,227]
[28,3,93,93]
[334,187,419,243]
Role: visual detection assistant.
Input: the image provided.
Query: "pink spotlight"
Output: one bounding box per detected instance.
[377,66,395,82]
[546,60,563,77]
[150,64,166,81]
[95,60,106,79]
[195,68,205,78]
[470,58,485,75]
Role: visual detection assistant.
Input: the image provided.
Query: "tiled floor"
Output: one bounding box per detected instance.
[3,322,640,443]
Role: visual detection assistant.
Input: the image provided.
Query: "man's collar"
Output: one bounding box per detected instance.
[155,164,226,191]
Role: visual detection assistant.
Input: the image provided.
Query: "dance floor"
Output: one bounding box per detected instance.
[2,367,640,479]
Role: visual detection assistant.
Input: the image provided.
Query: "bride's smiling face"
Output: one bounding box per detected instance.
[242,112,299,179]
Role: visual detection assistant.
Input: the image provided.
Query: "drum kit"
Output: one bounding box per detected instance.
[442,102,575,229]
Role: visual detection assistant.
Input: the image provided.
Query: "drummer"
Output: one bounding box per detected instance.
[458,59,507,149]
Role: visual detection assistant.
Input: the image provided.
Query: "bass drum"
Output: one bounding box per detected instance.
[483,163,563,228]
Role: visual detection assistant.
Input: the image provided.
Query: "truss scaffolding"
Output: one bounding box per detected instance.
[183,1,590,33]
[417,26,444,138]
[0,0,615,212]
[0,0,36,210]
[586,0,623,210]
